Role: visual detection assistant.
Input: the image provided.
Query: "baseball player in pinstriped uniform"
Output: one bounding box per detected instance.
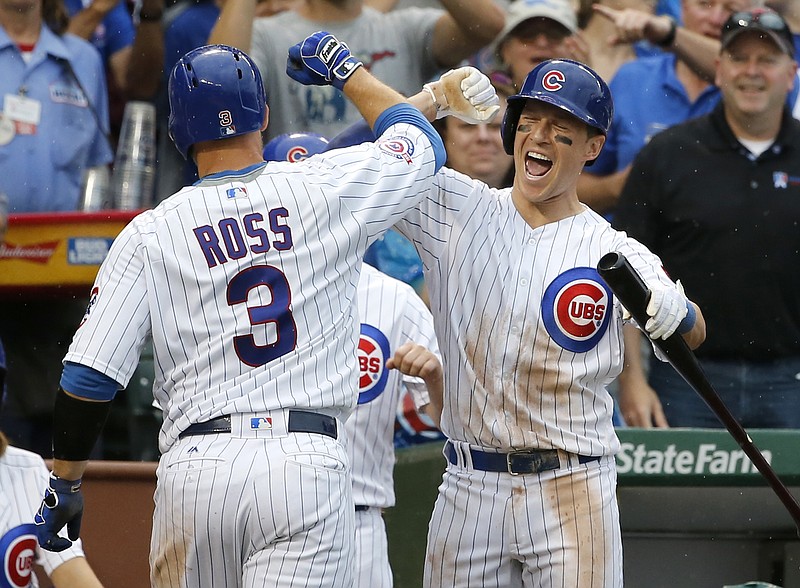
[0,431,103,588]
[388,59,708,587]
[351,263,443,587]
[32,33,450,588]
[260,129,445,588]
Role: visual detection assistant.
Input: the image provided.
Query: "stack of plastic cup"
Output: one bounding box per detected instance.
[110,101,157,210]
[79,165,111,211]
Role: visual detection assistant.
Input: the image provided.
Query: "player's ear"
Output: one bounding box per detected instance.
[261,106,270,132]
[584,134,605,163]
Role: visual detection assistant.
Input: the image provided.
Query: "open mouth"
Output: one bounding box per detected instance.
[525,151,552,178]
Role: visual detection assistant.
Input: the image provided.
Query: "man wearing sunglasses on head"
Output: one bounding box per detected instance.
[612,8,800,429]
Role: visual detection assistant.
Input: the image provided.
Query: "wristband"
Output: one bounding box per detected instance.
[657,16,677,48]
[677,301,696,334]
[138,12,162,21]
[422,83,448,117]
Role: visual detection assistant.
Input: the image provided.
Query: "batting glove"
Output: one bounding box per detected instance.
[286,31,363,91]
[644,280,690,340]
[34,473,84,552]
[424,66,500,124]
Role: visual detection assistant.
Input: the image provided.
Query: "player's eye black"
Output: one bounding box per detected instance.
[724,10,790,36]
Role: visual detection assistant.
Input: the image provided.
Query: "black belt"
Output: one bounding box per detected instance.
[179,410,338,440]
[445,442,600,475]
[355,505,370,512]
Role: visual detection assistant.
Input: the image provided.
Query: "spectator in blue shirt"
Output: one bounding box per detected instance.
[0,0,113,212]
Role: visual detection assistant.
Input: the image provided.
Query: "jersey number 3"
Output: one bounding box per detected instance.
[227,265,298,367]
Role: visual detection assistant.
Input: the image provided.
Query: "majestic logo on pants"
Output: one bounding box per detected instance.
[357,323,390,404]
[541,267,612,352]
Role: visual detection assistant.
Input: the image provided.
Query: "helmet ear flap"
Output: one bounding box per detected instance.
[501,103,520,156]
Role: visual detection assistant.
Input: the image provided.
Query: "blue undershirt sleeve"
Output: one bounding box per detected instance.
[60,361,122,401]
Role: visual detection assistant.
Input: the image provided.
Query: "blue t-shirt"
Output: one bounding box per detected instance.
[0,27,113,212]
[63,0,135,64]
[593,53,720,175]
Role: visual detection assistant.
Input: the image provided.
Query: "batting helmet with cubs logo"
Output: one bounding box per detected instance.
[262,132,330,163]
[501,58,613,155]
[168,44,268,159]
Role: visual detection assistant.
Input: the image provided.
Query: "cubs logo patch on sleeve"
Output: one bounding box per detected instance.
[357,323,390,404]
[377,136,414,164]
[541,267,613,353]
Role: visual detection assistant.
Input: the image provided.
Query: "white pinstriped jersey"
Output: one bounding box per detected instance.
[0,446,86,587]
[64,124,438,453]
[395,167,676,457]
[349,263,439,508]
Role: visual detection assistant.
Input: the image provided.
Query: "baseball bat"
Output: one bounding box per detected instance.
[597,251,800,532]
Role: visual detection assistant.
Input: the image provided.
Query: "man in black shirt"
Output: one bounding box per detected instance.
[613,8,800,428]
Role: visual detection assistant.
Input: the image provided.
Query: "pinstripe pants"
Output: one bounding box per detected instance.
[423,454,623,587]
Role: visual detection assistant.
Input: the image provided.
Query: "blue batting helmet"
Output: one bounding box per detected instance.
[168,44,268,159]
[262,133,330,162]
[501,59,613,155]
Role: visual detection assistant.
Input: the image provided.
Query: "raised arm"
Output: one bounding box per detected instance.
[207,0,256,51]
[592,3,720,82]
[125,0,165,100]
[431,0,505,68]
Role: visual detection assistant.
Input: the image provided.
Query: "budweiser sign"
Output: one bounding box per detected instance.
[0,241,59,263]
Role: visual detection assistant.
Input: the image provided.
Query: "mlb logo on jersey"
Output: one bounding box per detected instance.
[541,267,612,353]
[226,185,247,199]
[1,524,37,588]
[357,323,391,404]
[250,417,273,430]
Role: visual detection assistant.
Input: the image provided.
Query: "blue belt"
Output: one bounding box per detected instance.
[179,410,338,440]
[445,441,600,475]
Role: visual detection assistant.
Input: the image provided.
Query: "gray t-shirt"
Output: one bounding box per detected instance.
[252,6,443,140]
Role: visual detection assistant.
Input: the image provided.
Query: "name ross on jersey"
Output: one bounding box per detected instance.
[193,210,294,268]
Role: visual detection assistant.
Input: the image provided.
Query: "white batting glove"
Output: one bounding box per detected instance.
[644,280,689,340]
[424,66,500,124]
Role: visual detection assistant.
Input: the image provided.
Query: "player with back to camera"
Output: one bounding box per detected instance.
[30,31,456,588]
[36,31,496,587]
[380,59,707,586]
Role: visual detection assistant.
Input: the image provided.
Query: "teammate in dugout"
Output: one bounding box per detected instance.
[30,32,460,588]
[385,60,707,586]
[31,30,501,587]
[262,130,445,588]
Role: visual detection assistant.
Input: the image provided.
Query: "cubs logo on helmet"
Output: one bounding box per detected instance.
[357,323,390,404]
[541,267,612,353]
[542,70,565,91]
[1,525,37,588]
